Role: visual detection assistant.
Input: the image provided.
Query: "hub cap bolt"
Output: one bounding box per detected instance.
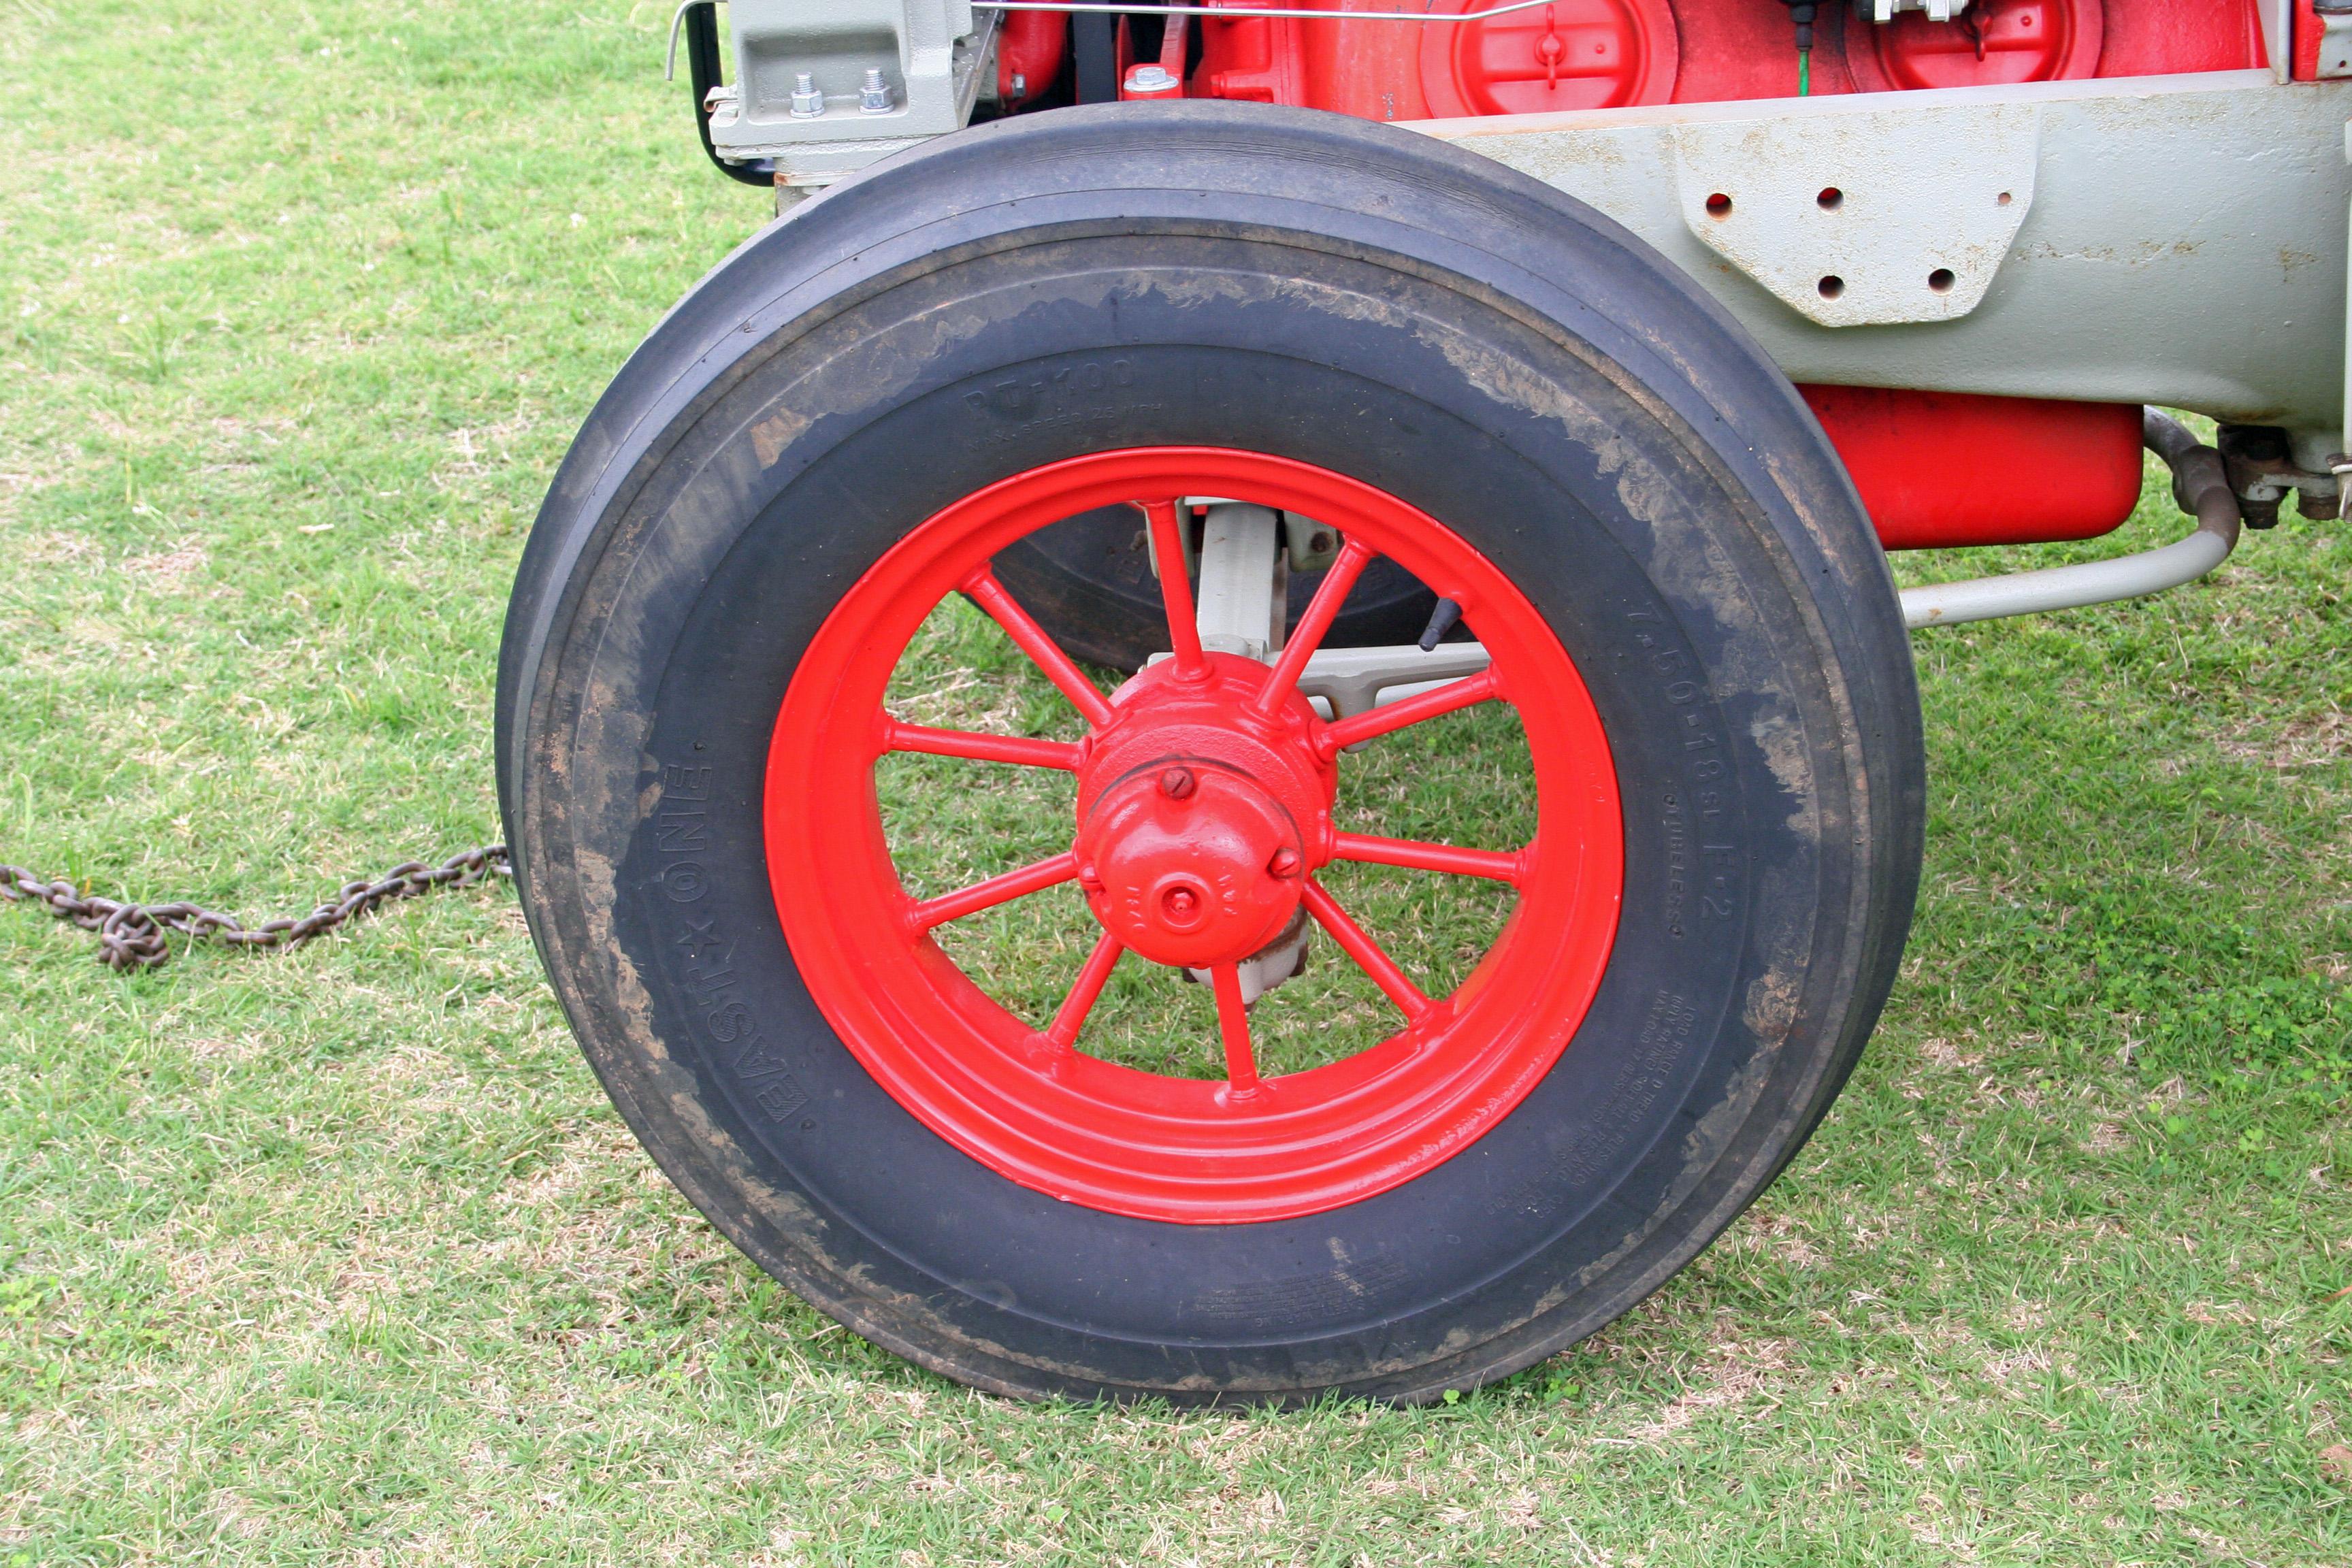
[1267,847,1301,879]
[1162,886,1200,923]
[1160,766,1196,800]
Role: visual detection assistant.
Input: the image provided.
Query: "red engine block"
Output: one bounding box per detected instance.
[1190,0,2266,120]
[1075,0,2264,549]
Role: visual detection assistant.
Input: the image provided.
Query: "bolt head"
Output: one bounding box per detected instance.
[1267,847,1301,879]
[1160,766,1196,800]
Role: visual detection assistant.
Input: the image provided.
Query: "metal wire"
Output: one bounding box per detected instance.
[673,0,1566,86]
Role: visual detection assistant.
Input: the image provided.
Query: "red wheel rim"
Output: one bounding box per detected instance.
[766,448,1622,1224]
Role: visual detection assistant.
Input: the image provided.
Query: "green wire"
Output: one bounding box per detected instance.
[1798,48,1811,96]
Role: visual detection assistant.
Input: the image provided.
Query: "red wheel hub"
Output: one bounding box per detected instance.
[1075,655,1333,969]
[766,448,1623,1224]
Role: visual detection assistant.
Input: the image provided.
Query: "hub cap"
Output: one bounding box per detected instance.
[1075,657,1332,970]
[766,448,1624,1223]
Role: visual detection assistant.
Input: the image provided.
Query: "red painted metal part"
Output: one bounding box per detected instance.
[1118,9,1192,97]
[2095,0,2266,76]
[996,8,1068,104]
[1800,387,2144,551]
[765,448,1624,1224]
[1420,0,1681,116]
[1196,0,1679,116]
[1186,0,2264,119]
[1072,663,1332,970]
[2296,0,2329,80]
[1846,0,2100,93]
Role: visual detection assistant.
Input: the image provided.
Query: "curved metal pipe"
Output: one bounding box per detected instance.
[668,1,777,189]
[1899,408,2241,630]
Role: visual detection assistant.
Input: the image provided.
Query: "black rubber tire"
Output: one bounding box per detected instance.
[496,102,1925,1405]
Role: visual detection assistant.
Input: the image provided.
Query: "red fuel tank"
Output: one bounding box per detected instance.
[1800,387,2146,552]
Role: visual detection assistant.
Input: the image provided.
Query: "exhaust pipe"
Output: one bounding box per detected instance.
[1900,408,2242,630]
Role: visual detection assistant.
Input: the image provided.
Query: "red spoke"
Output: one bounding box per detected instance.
[1300,878,1431,1021]
[961,567,1115,730]
[1208,961,1262,1095]
[909,851,1079,933]
[1139,499,1209,679]
[1330,832,1524,886]
[1256,536,1375,715]
[1045,931,1124,1050]
[1318,669,1499,757]
[882,717,1082,771]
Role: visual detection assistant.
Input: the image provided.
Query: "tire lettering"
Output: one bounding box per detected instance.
[1485,987,1695,1215]
[1662,789,1688,938]
[651,758,811,1128]
[732,1034,791,1081]
[1625,610,1739,928]
[962,359,1159,449]
[753,1077,809,1122]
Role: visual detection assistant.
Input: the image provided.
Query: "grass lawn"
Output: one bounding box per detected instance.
[1,2,2347,1562]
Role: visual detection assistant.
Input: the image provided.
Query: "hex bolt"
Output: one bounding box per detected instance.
[1126,63,1179,94]
[1160,886,1200,923]
[859,68,893,113]
[1159,766,1196,800]
[1266,847,1302,879]
[789,71,823,117]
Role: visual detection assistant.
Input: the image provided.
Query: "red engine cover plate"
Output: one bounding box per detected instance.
[1420,0,1680,116]
[1847,0,2104,93]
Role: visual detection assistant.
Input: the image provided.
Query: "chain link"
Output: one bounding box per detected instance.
[0,845,512,970]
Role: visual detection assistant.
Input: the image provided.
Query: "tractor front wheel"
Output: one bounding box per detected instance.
[496,102,1924,1403]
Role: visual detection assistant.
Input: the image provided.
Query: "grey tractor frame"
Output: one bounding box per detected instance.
[695,0,2352,510]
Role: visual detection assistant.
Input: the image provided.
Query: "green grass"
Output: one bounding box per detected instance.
[1,2,2347,1561]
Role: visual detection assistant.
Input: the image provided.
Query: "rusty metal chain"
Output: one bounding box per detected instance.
[0,845,511,971]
